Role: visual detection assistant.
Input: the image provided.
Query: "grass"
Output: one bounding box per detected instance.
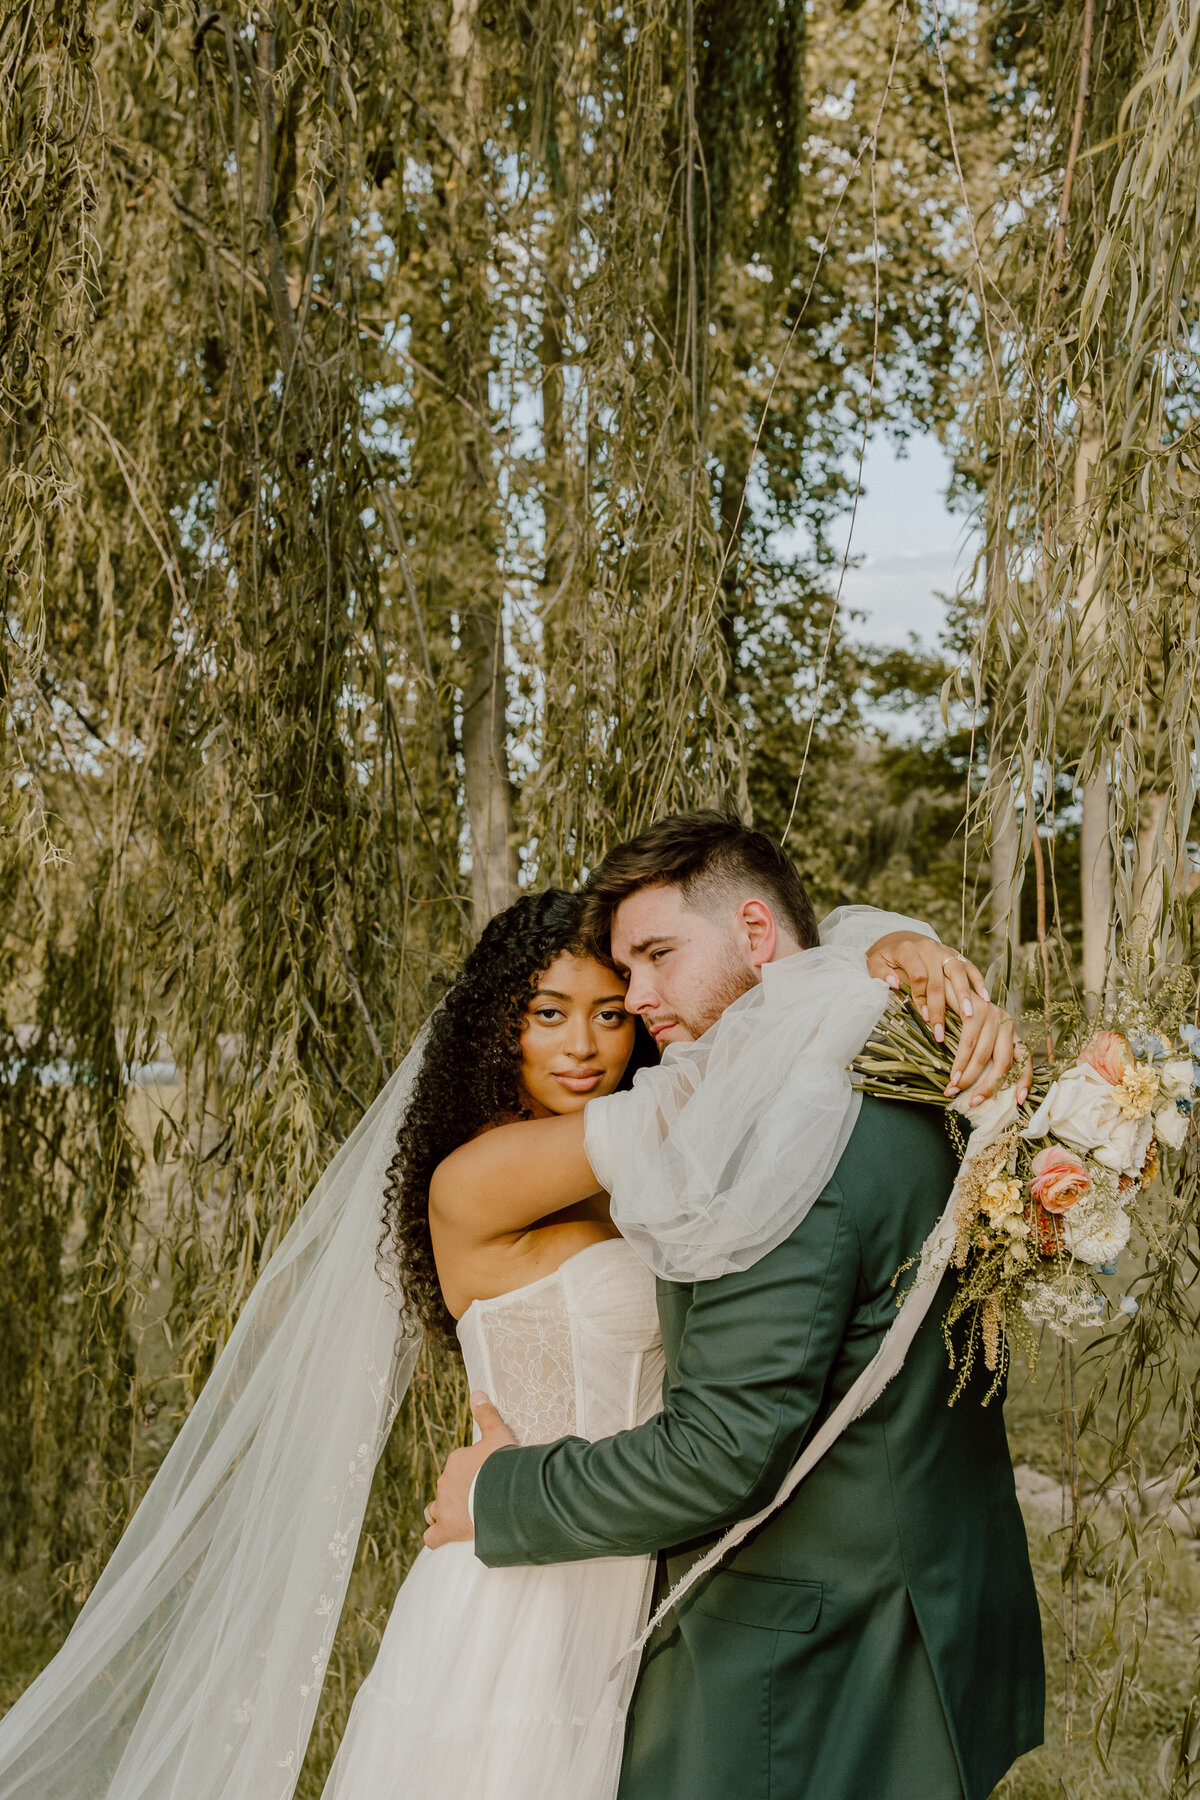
[994,1349,1200,1799]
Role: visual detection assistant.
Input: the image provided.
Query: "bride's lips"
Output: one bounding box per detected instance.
[552,1069,606,1094]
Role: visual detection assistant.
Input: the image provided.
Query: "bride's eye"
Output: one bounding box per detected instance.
[596,1008,628,1025]
[533,1007,564,1024]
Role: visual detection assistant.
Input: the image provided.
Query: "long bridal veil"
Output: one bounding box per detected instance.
[0,1032,429,1800]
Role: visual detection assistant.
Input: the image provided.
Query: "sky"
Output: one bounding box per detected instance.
[778,430,978,652]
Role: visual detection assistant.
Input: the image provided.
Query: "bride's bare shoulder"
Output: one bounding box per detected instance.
[429,1120,503,1207]
[429,1112,595,1234]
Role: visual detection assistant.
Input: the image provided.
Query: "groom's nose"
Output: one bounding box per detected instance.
[622,965,658,1016]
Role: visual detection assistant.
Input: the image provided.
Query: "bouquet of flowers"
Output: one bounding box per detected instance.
[853,975,1200,1397]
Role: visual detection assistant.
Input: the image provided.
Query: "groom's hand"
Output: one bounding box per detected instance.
[423,1393,517,1548]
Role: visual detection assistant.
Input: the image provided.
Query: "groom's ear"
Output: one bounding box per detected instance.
[737,898,778,968]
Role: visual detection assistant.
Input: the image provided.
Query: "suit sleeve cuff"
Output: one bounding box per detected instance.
[471,1443,537,1568]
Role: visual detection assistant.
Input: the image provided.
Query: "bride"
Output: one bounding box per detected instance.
[326,887,664,1799]
[0,886,990,1800]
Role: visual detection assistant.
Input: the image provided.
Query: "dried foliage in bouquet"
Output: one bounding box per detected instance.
[854,967,1200,1400]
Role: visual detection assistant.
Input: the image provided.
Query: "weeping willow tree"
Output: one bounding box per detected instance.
[943,0,1200,1788]
[0,0,999,1775]
[11,0,1200,1791]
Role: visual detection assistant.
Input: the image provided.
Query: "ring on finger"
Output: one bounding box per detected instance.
[424,1503,436,1526]
[942,955,966,971]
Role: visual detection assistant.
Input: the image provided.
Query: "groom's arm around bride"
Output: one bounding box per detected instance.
[470,1097,1043,1800]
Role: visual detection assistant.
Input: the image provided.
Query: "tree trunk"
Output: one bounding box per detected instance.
[461,603,518,923]
[983,529,1021,1001]
[1132,788,1170,945]
[1080,769,1112,1002]
[537,162,576,776]
[1074,418,1110,1006]
[717,436,750,674]
[448,0,518,927]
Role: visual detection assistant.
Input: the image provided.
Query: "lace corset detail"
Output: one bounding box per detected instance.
[456,1238,663,1447]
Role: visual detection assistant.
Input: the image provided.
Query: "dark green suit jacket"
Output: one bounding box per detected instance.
[474,1097,1044,1800]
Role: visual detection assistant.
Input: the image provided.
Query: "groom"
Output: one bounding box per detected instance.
[430,813,1044,1800]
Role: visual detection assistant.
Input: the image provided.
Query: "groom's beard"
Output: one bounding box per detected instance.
[669,956,759,1043]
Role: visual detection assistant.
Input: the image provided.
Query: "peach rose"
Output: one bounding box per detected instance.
[1029,1146,1092,1213]
[1079,1031,1133,1086]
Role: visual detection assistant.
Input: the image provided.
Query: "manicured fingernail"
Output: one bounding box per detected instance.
[944,1084,958,1097]
[962,1000,973,1018]
[981,989,990,1003]
[971,1093,984,1106]
[887,974,900,988]
[950,1068,962,1086]
[934,1024,944,1043]
[921,1006,930,1021]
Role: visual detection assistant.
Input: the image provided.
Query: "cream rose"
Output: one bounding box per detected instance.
[1160,1059,1195,1100]
[1022,1065,1118,1152]
[1023,1064,1154,1177]
[1093,1111,1154,1177]
[1154,1103,1190,1152]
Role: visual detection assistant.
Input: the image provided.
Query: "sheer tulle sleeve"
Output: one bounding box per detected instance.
[818,904,936,952]
[585,907,934,1283]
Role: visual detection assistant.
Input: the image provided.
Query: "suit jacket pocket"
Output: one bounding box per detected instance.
[692,1570,822,1634]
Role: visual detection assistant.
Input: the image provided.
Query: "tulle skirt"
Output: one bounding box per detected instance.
[322,1540,654,1799]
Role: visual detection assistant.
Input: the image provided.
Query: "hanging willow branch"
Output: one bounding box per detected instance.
[965,0,1200,969]
[948,2,1200,1785]
[0,0,100,865]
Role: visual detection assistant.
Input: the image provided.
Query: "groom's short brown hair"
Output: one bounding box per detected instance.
[583,812,818,954]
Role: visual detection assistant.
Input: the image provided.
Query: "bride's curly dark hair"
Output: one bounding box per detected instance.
[381,888,655,1346]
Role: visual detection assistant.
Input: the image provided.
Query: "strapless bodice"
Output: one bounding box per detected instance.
[455,1238,663,1446]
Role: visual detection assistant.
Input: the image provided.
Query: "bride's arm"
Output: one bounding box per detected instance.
[429,1111,600,1239]
[432,908,1025,1248]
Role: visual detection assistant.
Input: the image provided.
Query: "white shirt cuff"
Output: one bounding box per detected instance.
[467,1471,478,1525]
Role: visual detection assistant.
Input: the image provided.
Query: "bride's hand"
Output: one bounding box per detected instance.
[865,931,1031,1109]
[866,932,989,1040]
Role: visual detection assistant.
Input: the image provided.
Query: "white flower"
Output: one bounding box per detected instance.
[1155,1103,1190,1152]
[1022,1278,1105,1335]
[1062,1204,1132,1266]
[1160,1058,1195,1099]
[1022,1064,1151,1174]
[952,1085,1020,1137]
[1092,1112,1154,1177]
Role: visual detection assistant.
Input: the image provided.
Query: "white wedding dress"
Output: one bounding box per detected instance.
[322,1237,664,1800]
